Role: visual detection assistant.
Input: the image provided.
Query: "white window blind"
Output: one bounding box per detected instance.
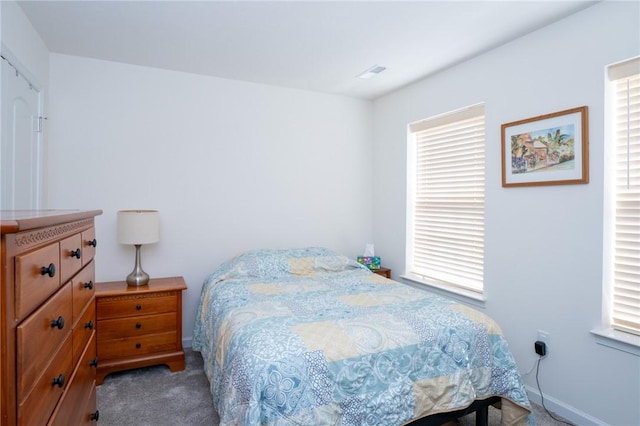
[609,58,640,336]
[407,104,485,293]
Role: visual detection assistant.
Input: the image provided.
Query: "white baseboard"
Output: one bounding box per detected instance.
[525,385,607,426]
[183,336,193,349]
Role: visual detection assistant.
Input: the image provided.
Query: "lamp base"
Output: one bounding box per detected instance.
[127,244,150,286]
[126,270,150,286]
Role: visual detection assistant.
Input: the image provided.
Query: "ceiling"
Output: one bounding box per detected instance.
[18,1,598,100]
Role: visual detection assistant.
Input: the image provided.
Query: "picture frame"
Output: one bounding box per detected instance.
[501,106,589,187]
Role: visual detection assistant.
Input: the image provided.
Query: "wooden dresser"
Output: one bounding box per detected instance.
[95,276,186,385]
[1,210,102,425]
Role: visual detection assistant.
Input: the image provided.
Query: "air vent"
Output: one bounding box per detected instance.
[357,65,387,80]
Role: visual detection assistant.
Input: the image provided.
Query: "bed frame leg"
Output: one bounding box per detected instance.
[475,406,489,426]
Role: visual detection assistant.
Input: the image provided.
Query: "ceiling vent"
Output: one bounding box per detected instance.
[357,65,387,80]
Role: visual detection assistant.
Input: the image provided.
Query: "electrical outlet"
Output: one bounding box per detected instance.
[537,330,550,345]
[536,330,549,355]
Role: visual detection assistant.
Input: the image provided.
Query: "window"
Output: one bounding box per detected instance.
[406,104,485,296]
[604,58,640,336]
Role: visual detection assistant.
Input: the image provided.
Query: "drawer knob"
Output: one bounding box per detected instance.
[90,357,99,367]
[87,238,98,248]
[51,373,65,388]
[40,263,56,278]
[51,316,65,330]
[90,410,100,421]
[84,320,94,330]
[70,248,82,259]
[135,343,141,349]
[135,322,142,329]
[136,304,142,310]
[84,280,94,290]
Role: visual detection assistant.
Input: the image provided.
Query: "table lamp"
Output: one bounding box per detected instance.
[117,210,159,286]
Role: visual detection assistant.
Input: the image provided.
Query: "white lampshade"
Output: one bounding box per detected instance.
[117,210,160,245]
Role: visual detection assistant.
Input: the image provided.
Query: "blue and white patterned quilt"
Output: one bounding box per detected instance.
[192,248,535,425]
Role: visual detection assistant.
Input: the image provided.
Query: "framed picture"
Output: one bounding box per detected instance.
[501,106,589,187]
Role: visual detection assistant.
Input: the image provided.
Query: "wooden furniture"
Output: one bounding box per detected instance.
[1,209,102,425]
[95,276,187,385]
[373,267,391,279]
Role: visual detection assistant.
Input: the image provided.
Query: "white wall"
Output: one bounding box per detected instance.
[46,54,374,344]
[0,0,49,88]
[372,2,640,425]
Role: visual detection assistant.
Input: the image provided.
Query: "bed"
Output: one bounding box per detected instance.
[192,247,535,425]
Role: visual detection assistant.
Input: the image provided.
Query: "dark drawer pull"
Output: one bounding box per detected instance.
[84,320,94,330]
[135,304,142,310]
[87,238,98,248]
[70,248,82,259]
[135,322,142,329]
[84,280,94,290]
[41,263,56,278]
[90,410,100,421]
[51,316,65,330]
[51,374,65,388]
[135,343,141,349]
[90,357,99,368]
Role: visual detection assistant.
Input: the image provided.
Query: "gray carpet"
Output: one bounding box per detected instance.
[96,349,570,425]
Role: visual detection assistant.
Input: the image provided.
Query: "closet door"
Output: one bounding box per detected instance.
[1,56,44,210]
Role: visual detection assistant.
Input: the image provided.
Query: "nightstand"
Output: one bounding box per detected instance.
[373,267,391,279]
[95,276,187,385]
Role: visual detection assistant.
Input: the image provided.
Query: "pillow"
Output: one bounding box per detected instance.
[218,247,366,280]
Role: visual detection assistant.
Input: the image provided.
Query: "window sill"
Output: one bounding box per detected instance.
[399,274,486,309]
[591,327,640,357]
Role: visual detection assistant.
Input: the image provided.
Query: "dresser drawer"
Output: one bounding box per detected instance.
[15,242,61,319]
[73,301,96,366]
[49,382,97,426]
[60,233,83,284]
[98,331,177,360]
[49,333,97,426]
[81,227,97,266]
[85,384,98,425]
[72,261,95,323]
[97,294,177,320]
[97,312,176,340]
[18,334,73,426]
[17,283,72,399]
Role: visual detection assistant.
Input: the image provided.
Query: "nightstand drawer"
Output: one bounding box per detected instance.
[96,294,177,320]
[97,312,176,340]
[98,332,177,360]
